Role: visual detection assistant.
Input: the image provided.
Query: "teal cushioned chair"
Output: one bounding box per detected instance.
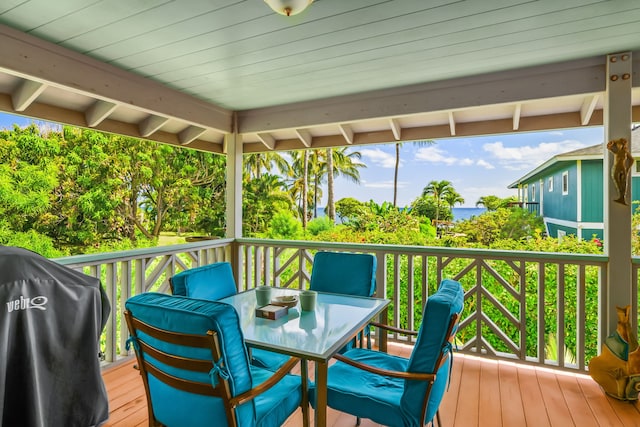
[169,262,237,300]
[124,292,309,427]
[309,251,377,349]
[309,279,464,427]
[170,262,290,371]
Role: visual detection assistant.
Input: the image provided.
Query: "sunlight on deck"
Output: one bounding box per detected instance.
[102,342,640,427]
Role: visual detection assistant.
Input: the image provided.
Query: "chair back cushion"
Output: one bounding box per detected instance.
[309,251,376,296]
[125,292,255,426]
[401,279,464,426]
[171,262,237,300]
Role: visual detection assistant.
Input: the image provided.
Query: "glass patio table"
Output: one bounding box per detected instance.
[219,287,390,427]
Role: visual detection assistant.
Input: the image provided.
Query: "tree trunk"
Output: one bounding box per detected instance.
[326,148,335,222]
[302,150,309,228]
[393,143,400,207]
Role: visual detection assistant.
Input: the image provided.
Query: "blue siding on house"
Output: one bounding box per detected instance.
[581,160,603,222]
[631,176,640,210]
[534,163,577,222]
[581,228,602,240]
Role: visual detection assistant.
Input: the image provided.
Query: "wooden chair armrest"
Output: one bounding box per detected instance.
[333,354,435,382]
[230,356,300,407]
[370,321,418,336]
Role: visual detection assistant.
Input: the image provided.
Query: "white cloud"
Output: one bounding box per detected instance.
[414,146,475,166]
[482,139,586,170]
[476,159,495,169]
[362,180,405,189]
[360,148,397,168]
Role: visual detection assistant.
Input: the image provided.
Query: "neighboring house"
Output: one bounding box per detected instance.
[509,128,640,240]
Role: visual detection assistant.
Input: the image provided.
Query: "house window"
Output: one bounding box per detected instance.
[562,171,569,195]
[548,177,553,192]
[635,159,640,175]
[531,184,536,201]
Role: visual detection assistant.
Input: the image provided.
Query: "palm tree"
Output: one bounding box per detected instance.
[422,180,455,224]
[393,140,433,207]
[444,190,465,211]
[244,152,290,179]
[288,150,314,227]
[325,147,365,221]
[476,195,504,211]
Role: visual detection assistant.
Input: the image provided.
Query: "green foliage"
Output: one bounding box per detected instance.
[409,196,452,221]
[335,197,366,223]
[267,211,302,239]
[476,195,517,210]
[0,125,228,255]
[306,216,334,236]
[453,207,544,245]
[244,173,294,236]
[0,222,64,258]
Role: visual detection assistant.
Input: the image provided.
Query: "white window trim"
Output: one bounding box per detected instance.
[548,176,553,192]
[531,183,536,201]
[562,171,569,195]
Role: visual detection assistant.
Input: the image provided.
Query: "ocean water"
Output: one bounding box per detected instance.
[315,206,486,222]
[452,207,486,222]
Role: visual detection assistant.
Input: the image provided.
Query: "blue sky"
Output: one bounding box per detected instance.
[335,127,605,207]
[0,112,605,208]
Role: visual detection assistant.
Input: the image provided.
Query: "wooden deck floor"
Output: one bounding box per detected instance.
[102,343,640,427]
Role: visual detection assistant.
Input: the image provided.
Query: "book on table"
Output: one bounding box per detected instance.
[255,304,288,320]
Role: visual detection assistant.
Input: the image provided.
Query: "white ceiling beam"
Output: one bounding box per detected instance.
[339,124,354,144]
[389,118,402,140]
[580,94,599,125]
[0,24,232,132]
[513,103,522,130]
[85,100,117,127]
[139,115,169,137]
[12,79,46,111]
[179,126,206,145]
[238,56,606,133]
[295,129,312,147]
[448,111,456,136]
[257,132,276,150]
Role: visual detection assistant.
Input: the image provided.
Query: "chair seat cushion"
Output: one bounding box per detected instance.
[311,348,409,427]
[251,348,292,371]
[251,366,302,427]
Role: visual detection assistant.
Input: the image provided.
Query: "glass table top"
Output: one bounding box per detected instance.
[219,287,389,361]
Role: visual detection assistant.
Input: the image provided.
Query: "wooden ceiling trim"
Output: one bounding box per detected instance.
[257,132,276,150]
[389,118,401,140]
[0,93,223,152]
[448,111,456,136]
[339,124,354,144]
[85,100,117,127]
[236,56,607,133]
[178,126,206,145]
[0,24,232,133]
[12,79,46,111]
[513,103,522,130]
[580,94,600,126]
[139,115,169,137]
[295,129,312,147]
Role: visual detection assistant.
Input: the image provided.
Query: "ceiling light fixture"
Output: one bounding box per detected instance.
[264,0,313,17]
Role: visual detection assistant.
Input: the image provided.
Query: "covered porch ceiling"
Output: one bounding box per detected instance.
[0,0,639,154]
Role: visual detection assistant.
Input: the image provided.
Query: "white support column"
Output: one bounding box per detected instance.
[225,131,243,239]
[225,117,243,284]
[603,52,633,336]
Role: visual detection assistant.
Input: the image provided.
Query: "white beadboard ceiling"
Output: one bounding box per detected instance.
[0,0,639,153]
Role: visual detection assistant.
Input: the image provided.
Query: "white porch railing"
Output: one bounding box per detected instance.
[55,239,233,363]
[54,239,640,373]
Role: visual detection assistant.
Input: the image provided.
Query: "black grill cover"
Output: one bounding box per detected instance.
[0,246,111,427]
